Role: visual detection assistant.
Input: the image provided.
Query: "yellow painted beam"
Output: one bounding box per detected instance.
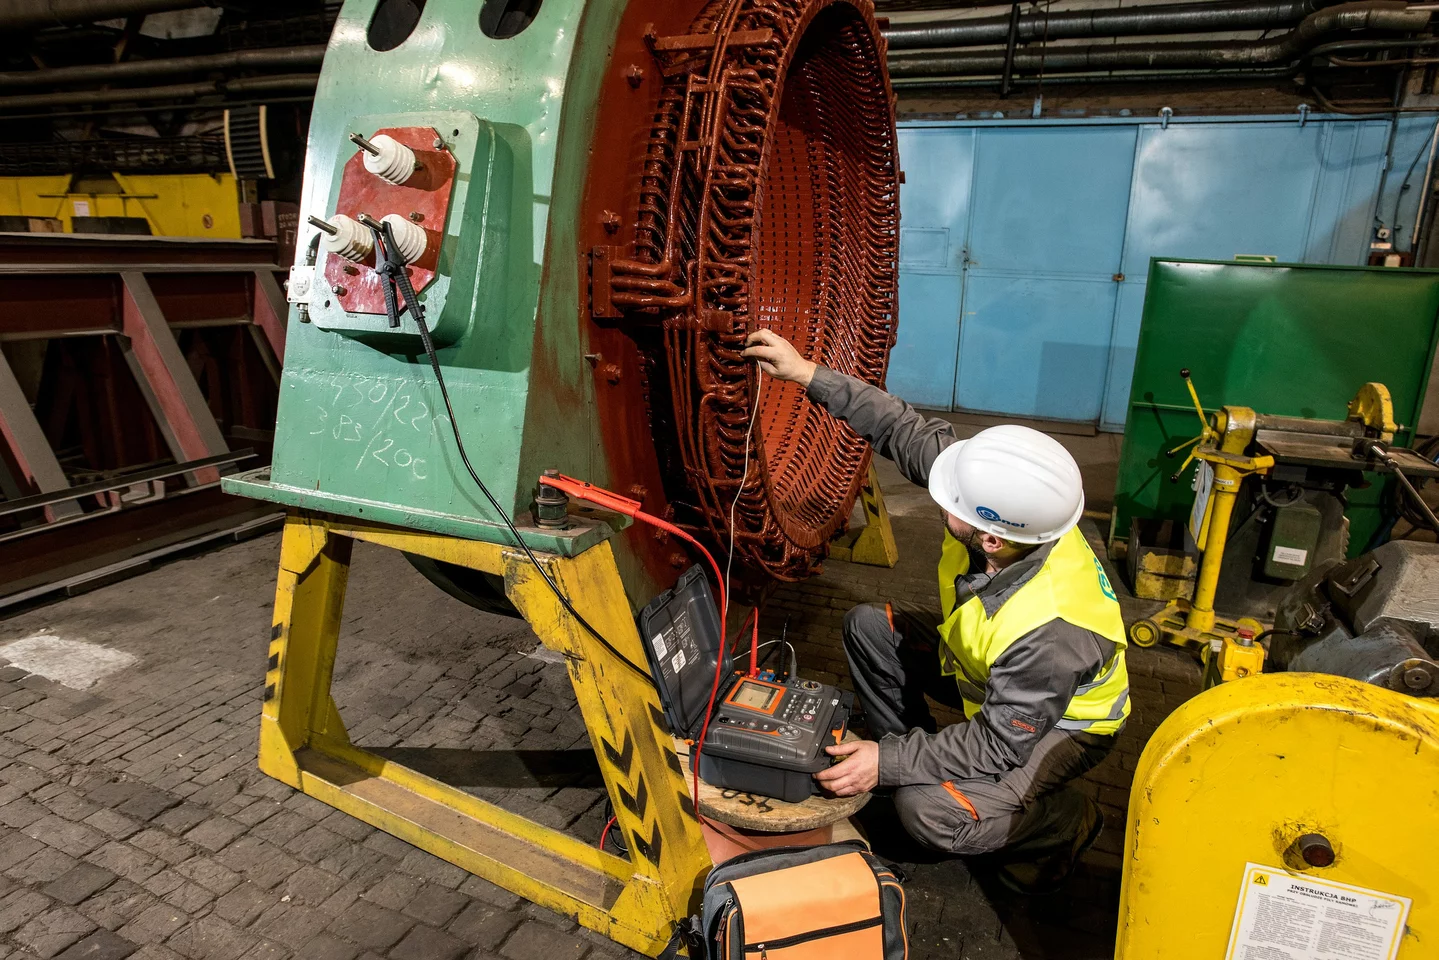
[504,540,713,923]
[259,516,352,786]
[323,514,508,574]
[0,173,239,237]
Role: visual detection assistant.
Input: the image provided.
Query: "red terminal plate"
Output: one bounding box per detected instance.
[323,126,456,316]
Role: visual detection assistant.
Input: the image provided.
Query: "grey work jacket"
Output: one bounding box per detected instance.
[807,367,1120,787]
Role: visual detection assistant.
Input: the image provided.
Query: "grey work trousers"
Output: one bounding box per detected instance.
[842,601,1112,858]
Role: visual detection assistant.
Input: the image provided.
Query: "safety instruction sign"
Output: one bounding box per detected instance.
[1225,863,1411,960]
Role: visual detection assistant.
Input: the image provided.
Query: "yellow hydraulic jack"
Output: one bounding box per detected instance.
[1127,370,1272,684]
[258,511,712,956]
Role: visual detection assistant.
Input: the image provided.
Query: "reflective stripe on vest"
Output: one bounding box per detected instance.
[1055,688,1130,730]
[935,526,1130,736]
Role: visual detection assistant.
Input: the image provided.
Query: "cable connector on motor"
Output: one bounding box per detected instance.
[356,212,426,329]
[535,469,572,529]
[351,132,418,185]
[538,473,643,518]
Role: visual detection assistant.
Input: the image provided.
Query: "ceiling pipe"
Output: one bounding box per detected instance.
[0,0,209,31]
[887,1,1431,76]
[0,45,327,89]
[884,0,1344,50]
[0,73,318,110]
[892,66,1300,88]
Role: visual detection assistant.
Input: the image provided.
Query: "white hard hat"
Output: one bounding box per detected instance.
[927,425,1084,544]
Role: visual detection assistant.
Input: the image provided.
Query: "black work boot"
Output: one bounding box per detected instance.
[996,797,1104,896]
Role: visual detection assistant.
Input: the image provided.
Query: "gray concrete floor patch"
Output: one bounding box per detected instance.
[0,636,139,690]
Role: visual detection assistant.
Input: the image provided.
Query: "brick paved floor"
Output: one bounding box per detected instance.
[0,438,1203,960]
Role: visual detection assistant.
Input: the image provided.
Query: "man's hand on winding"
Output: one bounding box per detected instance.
[743,329,817,387]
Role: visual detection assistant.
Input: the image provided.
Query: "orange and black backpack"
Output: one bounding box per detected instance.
[677,842,908,960]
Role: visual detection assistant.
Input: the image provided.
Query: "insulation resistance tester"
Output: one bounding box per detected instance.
[639,567,851,802]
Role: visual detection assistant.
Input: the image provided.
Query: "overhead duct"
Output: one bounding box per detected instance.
[0,0,207,31]
[887,1,1430,78]
[0,74,318,111]
[0,45,327,89]
[884,0,1342,50]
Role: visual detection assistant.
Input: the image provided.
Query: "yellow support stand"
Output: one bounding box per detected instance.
[259,511,711,957]
[828,462,900,568]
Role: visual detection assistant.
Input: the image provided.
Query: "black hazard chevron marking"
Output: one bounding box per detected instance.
[677,789,697,820]
[663,748,684,777]
[617,777,649,819]
[648,702,671,734]
[271,623,283,640]
[600,731,635,774]
[629,821,664,865]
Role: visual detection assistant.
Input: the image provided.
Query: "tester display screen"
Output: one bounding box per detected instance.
[730,680,779,711]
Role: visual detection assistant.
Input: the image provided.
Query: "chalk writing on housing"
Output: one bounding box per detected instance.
[301,373,451,482]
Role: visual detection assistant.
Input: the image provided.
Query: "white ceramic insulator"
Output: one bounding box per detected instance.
[362,134,417,185]
[320,214,372,263]
[382,214,428,264]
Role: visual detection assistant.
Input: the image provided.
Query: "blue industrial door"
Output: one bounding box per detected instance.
[890,127,973,408]
[1099,119,1402,428]
[889,114,1439,429]
[957,127,1136,421]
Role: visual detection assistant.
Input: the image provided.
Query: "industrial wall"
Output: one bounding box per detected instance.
[889,112,1439,429]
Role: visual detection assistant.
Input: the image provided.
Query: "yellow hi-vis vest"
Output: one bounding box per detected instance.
[936,526,1130,735]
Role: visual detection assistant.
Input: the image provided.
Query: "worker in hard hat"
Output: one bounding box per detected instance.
[743,329,1128,894]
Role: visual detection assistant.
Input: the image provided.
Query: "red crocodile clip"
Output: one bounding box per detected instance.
[538,473,643,518]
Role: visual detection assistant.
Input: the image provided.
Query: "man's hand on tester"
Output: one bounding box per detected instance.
[812,739,879,797]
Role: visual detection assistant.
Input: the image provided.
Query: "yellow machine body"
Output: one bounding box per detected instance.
[1116,673,1438,958]
[1347,382,1398,442]
[1130,377,1405,661]
[0,173,241,237]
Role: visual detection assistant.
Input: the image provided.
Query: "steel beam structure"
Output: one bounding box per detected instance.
[0,232,285,603]
[260,512,710,957]
[120,272,231,485]
[0,350,81,521]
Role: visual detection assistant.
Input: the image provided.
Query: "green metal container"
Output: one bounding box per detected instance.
[1111,259,1439,560]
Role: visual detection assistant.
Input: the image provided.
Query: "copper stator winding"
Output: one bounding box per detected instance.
[594,0,899,582]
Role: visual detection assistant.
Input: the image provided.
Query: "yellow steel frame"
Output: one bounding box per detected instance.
[259,511,711,956]
[0,173,242,237]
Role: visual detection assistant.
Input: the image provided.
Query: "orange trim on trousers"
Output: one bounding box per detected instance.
[942,781,980,821]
